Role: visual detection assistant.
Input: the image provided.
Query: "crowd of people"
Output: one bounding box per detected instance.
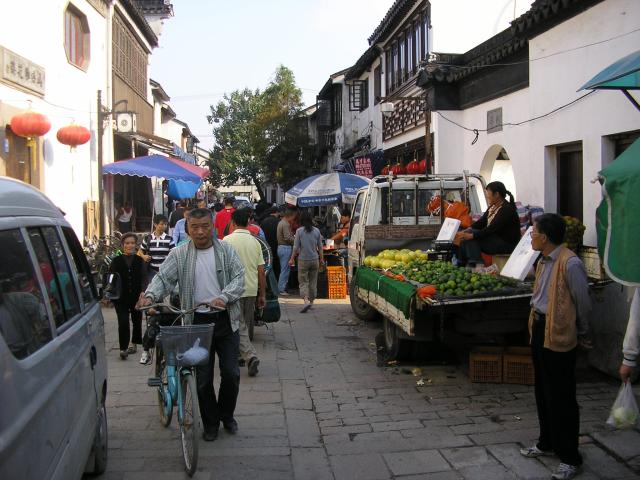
[105,194,343,443]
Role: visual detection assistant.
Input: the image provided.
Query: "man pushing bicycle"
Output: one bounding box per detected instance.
[137,208,245,441]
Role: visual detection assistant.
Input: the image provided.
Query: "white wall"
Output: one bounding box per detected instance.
[433,0,640,246]
[0,0,110,238]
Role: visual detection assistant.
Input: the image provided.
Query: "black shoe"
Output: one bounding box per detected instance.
[202,426,219,442]
[248,357,260,377]
[223,418,238,434]
[238,358,246,367]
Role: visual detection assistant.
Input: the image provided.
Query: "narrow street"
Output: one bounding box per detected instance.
[99,298,640,480]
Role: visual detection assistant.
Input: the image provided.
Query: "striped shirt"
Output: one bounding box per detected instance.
[141,233,174,271]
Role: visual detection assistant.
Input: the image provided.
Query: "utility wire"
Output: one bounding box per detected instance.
[435,90,597,143]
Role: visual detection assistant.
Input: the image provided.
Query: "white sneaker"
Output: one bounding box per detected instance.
[140,351,152,365]
[551,463,580,480]
[520,445,554,458]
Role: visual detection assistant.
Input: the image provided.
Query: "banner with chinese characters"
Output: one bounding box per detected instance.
[354,156,373,178]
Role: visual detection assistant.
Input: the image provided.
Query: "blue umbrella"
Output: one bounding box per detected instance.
[103,154,209,183]
[285,172,370,207]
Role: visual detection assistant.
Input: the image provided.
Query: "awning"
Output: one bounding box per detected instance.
[103,154,209,183]
[580,49,640,111]
[596,138,640,286]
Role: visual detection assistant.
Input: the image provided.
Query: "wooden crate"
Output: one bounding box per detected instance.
[503,346,535,385]
[469,346,503,383]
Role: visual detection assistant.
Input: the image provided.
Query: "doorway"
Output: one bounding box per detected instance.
[480,144,517,200]
[557,144,583,221]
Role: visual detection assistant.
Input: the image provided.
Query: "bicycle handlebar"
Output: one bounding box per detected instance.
[138,302,225,316]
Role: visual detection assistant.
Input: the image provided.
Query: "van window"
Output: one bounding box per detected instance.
[28,227,81,328]
[62,227,97,306]
[0,229,53,359]
[392,190,415,217]
[349,192,365,238]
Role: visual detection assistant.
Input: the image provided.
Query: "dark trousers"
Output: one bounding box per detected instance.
[458,233,514,265]
[193,311,240,432]
[531,314,582,466]
[114,301,142,351]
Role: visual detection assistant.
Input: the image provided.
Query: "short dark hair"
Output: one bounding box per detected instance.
[153,214,168,225]
[179,200,187,207]
[224,196,235,206]
[534,213,566,245]
[120,232,137,244]
[213,202,224,212]
[189,208,214,221]
[231,208,251,227]
[340,208,351,218]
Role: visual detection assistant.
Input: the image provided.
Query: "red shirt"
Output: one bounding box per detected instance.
[214,207,234,239]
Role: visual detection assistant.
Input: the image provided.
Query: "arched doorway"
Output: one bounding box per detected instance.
[480,144,517,200]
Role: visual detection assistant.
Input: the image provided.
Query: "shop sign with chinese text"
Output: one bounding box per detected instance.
[0,47,45,97]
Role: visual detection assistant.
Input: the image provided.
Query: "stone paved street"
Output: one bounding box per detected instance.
[96,298,640,480]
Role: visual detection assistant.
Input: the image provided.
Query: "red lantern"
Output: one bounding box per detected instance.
[57,124,91,149]
[419,159,427,172]
[406,160,420,174]
[10,111,51,138]
[381,165,390,175]
[391,162,407,175]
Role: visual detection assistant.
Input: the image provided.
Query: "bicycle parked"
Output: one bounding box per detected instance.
[138,302,218,477]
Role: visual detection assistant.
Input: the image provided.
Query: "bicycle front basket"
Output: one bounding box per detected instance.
[157,324,214,367]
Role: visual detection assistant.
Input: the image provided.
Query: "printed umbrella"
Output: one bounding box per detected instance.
[103,154,209,183]
[596,138,640,286]
[284,172,370,207]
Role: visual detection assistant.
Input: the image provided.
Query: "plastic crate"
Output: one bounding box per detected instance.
[469,346,503,383]
[328,283,347,299]
[503,346,534,385]
[326,266,346,286]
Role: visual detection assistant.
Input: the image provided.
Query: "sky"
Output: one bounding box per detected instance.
[150,0,534,150]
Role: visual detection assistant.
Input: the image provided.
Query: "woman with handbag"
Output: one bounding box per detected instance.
[289,211,324,313]
[108,232,145,359]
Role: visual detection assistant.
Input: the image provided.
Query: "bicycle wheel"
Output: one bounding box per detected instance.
[180,372,200,477]
[155,346,172,427]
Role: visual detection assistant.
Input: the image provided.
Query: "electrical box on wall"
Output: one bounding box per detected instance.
[115,112,137,133]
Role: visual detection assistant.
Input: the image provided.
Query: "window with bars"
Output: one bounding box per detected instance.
[64,4,90,70]
[384,8,431,95]
[374,65,381,104]
[113,13,148,97]
[349,80,369,112]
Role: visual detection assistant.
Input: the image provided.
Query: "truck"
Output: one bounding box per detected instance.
[346,172,534,359]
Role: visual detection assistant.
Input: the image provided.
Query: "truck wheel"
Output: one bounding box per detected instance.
[349,281,376,321]
[383,316,409,360]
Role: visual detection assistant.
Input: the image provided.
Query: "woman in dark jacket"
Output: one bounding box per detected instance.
[458,181,521,266]
[109,232,145,359]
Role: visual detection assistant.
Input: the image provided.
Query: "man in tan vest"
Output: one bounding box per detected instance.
[520,213,591,480]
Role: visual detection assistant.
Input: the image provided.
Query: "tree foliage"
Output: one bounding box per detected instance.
[207,65,314,199]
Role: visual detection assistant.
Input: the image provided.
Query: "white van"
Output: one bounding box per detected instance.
[0,177,108,479]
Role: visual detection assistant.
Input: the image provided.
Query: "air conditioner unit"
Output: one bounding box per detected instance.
[115,112,137,133]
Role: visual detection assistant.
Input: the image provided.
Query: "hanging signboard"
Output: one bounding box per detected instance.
[354,156,373,178]
[501,226,540,281]
[0,46,45,97]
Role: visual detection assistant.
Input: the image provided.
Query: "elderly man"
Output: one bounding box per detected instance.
[520,213,591,480]
[138,208,245,442]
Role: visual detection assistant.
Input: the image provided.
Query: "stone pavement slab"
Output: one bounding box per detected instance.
[94,298,640,479]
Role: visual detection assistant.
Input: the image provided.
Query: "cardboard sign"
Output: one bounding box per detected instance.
[500,226,540,281]
[436,218,461,242]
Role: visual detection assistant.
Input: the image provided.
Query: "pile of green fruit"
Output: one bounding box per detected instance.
[563,216,585,253]
[390,260,518,297]
[363,249,430,270]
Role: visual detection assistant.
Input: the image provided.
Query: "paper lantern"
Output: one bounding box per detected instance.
[406,160,420,174]
[381,165,390,175]
[10,111,51,138]
[57,124,91,149]
[390,162,406,175]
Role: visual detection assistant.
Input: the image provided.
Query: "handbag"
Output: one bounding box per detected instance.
[103,273,121,301]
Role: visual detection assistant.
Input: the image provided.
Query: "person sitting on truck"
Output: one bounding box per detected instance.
[330,209,351,246]
[457,181,520,266]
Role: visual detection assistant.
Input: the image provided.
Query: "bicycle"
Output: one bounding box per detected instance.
[139,302,218,477]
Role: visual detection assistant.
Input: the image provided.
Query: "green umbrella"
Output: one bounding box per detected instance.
[596,138,640,286]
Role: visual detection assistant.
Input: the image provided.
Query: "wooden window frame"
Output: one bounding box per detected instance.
[64,4,90,71]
